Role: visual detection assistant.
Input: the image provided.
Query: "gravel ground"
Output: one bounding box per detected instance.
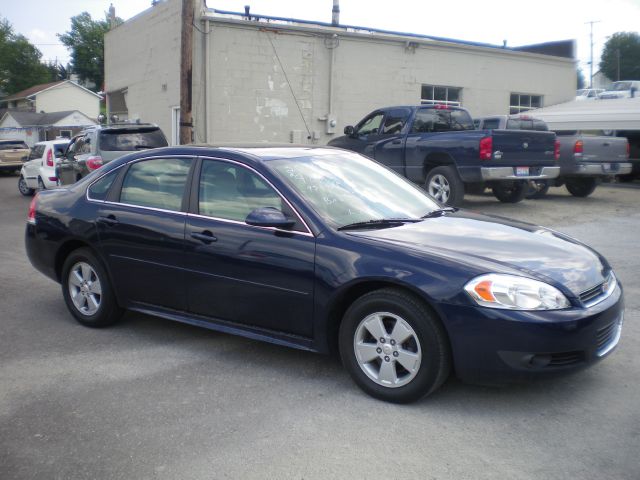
[1,173,639,480]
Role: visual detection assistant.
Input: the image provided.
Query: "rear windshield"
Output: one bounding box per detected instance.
[53,144,68,155]
[99,128,168,151]
[411,108,475,133]
[0,141,29,150]
[506,119,548,131]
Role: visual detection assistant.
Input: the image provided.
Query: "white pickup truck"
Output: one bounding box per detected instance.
[475,115,631,198]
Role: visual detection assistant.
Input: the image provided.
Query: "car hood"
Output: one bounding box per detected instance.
[347,211,607,296]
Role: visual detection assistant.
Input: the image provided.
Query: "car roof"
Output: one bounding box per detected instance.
[35,139,70,146]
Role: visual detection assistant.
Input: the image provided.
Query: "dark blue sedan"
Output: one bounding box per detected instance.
[25,146,624,403]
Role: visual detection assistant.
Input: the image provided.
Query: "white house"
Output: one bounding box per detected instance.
[0,110,97,147]
[0,80,102,119]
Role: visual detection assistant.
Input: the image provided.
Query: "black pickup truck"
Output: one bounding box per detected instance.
[328,105,560,206]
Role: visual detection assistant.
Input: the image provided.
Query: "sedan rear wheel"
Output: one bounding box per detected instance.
[18,176,34,196]
[62,248,123,327]
[339,288,451,403]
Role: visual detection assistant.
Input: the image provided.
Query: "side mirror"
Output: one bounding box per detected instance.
[344,125,355,136]
[246,207,295,229]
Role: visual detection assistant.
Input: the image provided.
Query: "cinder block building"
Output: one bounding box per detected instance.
[105,0,577,145]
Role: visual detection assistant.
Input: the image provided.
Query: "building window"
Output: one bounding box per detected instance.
[421,84,462,106]
[59,130,72,138]
[510,93,542,114]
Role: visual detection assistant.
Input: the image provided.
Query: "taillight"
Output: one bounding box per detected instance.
[573,140,583,157]
[28,193,38,224]
[46,149,54,167]
[554,140,561,160]
[86,156,103,171]
[479,136,492,160]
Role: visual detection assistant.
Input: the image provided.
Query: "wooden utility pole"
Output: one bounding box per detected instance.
[180,0,194,144]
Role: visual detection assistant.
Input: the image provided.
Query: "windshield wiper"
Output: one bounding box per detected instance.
[421,207,458,219]
[337,218,421,231]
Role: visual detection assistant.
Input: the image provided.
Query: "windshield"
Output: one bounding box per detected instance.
[612,82,631,91]
[0,141,28,150]
[267,151,440,229]
[99,128,168,151]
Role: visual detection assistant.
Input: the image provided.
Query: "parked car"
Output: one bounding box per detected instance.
[328,105,560,206]
[475,115,631,198]
[18,139,70,195]
[57,122,168,185]
[575,88,604,100]
[0,139,30,174]
[25,146,624,403]
[597,81,640,100]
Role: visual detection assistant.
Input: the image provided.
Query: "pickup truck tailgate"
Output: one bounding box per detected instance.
[579,136,628,162]
[488,129,556,166]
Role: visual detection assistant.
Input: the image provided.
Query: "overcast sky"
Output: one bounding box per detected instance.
[2,0,640,83]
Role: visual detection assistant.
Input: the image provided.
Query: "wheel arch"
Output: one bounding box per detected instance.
[324,279,451,357]
[423,152,457,178]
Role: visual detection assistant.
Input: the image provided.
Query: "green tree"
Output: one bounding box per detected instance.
[599,32,640,81]
[58,12,121,92]
[577,66,586,89]
[0,18,50,96]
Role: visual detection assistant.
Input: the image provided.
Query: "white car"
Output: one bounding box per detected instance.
[597,81,640,99]
[575,88,604,100]
[18,139,70,196]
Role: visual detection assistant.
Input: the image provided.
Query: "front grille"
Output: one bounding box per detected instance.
[580,283,604,304]
[596,322,617,350]
[579,272,616,307]
[548,351,585,367]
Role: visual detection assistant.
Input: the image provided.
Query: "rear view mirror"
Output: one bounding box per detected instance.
[344,125,355,136]
[246,207,295,229]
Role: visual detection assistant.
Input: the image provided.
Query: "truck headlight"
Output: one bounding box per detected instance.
[464,274,571,310]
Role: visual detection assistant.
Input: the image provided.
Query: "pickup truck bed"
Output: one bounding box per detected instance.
[329,106,559,206]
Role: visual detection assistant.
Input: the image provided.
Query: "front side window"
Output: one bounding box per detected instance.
[510,93,543,114]
[421,84,462,106]
[199,160,301,228]
[355,113,384,136]
[120,157,191,211]
[381,108,411,135]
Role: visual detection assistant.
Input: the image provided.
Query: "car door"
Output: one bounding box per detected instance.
[23,144,45,187]
[184,157,316,337]
[93,156,194,311]
[372,107,412,174]
[334,111,385,158]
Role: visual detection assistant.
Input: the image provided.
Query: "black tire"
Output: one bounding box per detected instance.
[525,180,550,199]
[18,176,35,196]
[61,248,123,328]
[425,166,465,207]
[617,174,634,183]
[37,177,46,191]
[339,288,451,403]
[492,181,528,203]
[565,177,598,197]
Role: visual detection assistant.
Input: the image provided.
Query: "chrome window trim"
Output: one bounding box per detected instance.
[85,153,315,237]
[197,155,314,237]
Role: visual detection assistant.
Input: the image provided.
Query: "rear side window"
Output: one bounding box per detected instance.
[120,158,191,211]
[88,168,120,201]
[53,144,68,156]
[30,145,46,160]
[99,129,168,151]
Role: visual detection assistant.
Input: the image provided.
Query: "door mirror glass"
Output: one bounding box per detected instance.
[245,207,295,229]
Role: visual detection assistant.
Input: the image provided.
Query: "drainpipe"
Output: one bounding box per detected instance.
[204,15,211,142]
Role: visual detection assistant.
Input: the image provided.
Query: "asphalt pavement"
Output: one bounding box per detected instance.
[0,173,638,480]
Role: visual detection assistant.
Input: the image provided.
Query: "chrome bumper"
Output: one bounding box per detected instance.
[481,166,560,181]
[571,162,633,176]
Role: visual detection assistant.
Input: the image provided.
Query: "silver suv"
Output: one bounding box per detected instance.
[57,123,168,185]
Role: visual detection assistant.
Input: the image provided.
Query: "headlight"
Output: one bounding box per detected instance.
[464,274,571,310]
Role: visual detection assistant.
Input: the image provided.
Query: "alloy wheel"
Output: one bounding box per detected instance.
[68,261,102,316]
[428,174,450,203]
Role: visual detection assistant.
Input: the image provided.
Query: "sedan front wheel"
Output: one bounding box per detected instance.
[339,288,451,403]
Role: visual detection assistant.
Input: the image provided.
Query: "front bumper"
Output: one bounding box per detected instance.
[438,284,624,385]
[481,166,560,181]
[562,162,632,177]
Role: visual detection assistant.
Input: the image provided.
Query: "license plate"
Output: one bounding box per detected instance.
[516,166,530,176]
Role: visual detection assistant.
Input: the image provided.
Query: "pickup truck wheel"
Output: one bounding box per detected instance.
[565,177,597,197]
[425,166,464,207]
[339,288,451,403]
[492,181,527,203]
[525,180,549,199]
